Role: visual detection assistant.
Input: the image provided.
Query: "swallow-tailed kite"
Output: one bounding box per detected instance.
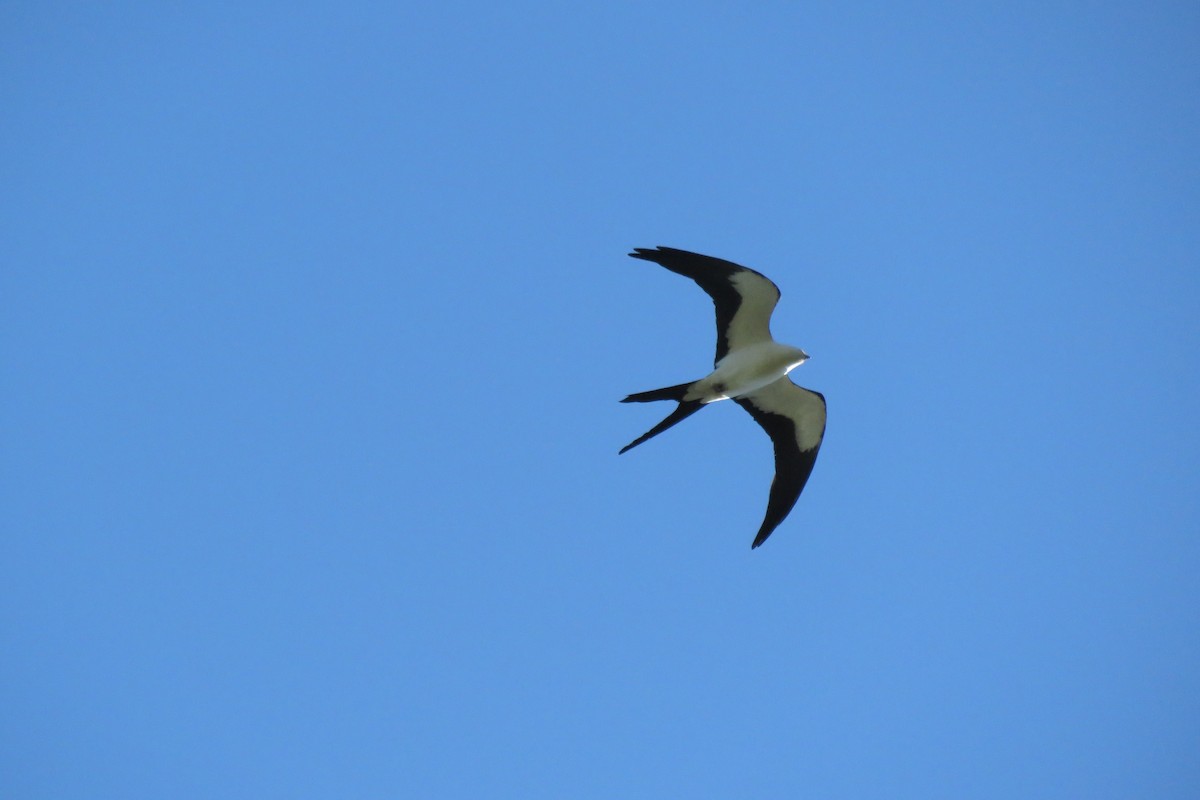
[619,246,826,549]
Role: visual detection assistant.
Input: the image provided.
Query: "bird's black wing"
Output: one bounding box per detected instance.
[734,378,826,548]
[629,246,781,364]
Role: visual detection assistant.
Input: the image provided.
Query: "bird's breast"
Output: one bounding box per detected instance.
[692,342,806,402]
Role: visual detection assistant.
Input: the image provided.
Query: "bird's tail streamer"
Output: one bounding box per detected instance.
[619,381,704,454]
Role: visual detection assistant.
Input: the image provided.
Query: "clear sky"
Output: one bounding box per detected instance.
[3,2,1198,798]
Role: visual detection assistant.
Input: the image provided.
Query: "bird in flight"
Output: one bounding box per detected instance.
[619,246,826,549]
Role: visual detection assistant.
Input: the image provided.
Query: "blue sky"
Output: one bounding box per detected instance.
[3,2,1198,797]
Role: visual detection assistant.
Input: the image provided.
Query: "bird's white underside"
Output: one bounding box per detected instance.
[685,341,809,403]
[685,270,823,453]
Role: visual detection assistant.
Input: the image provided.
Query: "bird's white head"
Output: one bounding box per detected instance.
[786,347,810,373]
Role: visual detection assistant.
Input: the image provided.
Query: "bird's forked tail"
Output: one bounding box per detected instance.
[619,381,704,454]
